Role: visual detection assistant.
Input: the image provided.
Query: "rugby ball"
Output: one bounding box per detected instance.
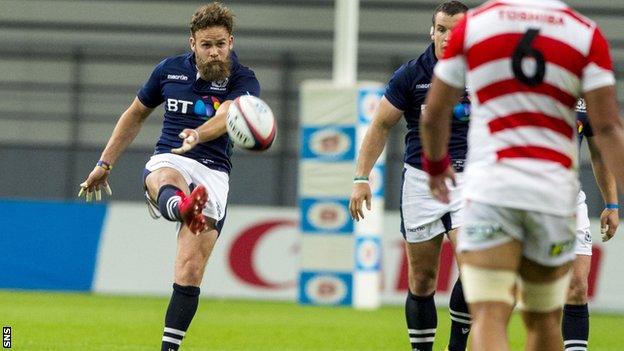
[226,95,276,151]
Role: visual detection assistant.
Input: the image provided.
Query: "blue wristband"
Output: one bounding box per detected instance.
[606,203,619,210]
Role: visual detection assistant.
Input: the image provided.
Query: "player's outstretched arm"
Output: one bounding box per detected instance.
[420,76,462,203]
[78,97,153,201]
[349,97,402,221]
[587,135,619,241]
[173,100,232,155]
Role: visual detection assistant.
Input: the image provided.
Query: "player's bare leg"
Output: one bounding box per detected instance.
[562,255,591,350]
[460,240,522,351]
[407,234,444,296]
[405,234,443,351]
[519,258,572,351]
[175,219,219,286]
[146,167,190,199]
[447,229,461,266]
[566,255,590,305]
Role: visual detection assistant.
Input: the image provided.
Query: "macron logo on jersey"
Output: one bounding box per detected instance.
[167,74,189,81]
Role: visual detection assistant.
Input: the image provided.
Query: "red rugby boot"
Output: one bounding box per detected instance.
[178,185,208,234]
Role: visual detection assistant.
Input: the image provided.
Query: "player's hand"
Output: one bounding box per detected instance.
[78,166,113,202]
[349,183,372,221]
[428,166,456,204]
[172,129,200,155]
[600,207,619,242]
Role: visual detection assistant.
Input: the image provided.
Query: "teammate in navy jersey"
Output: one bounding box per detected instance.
[77,3,259,350]
[563,98,618,351]
[349,2,470,350]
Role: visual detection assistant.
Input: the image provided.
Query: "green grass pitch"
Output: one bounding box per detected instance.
[2,290,623,350]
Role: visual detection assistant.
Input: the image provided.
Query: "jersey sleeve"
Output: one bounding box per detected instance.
[433,16,467,89]
[384,66,410,111]
[137,59,167,108]
[582,26,615,93]
[225,69,261,100]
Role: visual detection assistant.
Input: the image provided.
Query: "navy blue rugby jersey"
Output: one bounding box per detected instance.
[384,44,469,170]
[137,51,260,173]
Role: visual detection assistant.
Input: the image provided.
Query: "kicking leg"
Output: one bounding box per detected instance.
[146,167,208,233]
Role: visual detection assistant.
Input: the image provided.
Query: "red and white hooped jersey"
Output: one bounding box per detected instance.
[434,0,615,216]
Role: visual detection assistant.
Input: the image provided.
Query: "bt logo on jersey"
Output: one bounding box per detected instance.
[166,98,194,114]
[166,97,220,119]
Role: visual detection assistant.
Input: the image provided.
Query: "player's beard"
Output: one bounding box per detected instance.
[196,54,231,82]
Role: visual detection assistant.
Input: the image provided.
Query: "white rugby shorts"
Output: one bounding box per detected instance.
[458,200,577,267]
[401,163,464,243]
[575,190,592,256]
[144,153,229,222]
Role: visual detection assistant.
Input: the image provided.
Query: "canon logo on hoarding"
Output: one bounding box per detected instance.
[228,219,298,289]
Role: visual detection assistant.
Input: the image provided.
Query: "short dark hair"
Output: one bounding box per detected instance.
[432,1,468,25]
[190,2,234,36]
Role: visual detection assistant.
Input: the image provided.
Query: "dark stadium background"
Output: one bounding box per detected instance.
[1,0,623,213]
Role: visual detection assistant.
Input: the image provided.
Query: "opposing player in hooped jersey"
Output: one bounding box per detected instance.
[77,3,260,350]
[421,0,624,350]
[564,98,619,351]
[349,2,472,350]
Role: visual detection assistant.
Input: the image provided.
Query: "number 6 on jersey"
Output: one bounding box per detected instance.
[512,28,546,86]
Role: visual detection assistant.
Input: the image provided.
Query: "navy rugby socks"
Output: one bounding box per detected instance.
[161,283,201,351]
[448,279,471,351]
[158,185,183,221]
[562,304,589,351]
[406,291,437,351]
